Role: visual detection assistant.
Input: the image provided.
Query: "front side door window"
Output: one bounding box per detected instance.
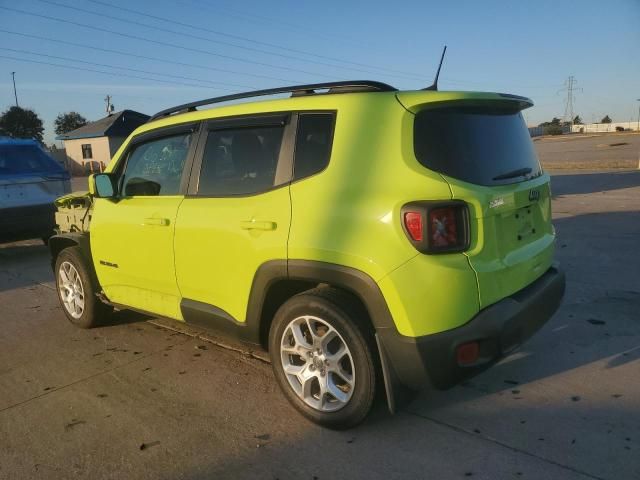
[121,133,192,196]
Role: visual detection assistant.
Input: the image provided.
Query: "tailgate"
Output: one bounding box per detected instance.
[448,174,555,308]
[403,92,556,308]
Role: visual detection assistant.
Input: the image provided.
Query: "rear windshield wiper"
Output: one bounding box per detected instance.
[492,167,532,181]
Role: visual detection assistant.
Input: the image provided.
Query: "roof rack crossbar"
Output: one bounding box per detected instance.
[148,80,397,122]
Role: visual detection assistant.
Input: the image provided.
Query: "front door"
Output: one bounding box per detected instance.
[174,115,293,324]
[91,126,197,319]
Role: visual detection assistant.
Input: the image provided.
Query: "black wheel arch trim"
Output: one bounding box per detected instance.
[180,259,402,343]
[284,260,397,332]
[49,232,92,269]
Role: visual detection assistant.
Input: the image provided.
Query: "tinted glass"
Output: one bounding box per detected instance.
[293,113,334,180]
[198,126,284,195]
[122,133,191,196]
[414,107,541,186]
[0,145,65,176]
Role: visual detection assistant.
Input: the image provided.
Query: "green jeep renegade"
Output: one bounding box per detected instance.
[50,81,565,429]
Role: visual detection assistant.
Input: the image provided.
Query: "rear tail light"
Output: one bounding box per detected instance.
[401,201,470,254]
[403,212,423,242]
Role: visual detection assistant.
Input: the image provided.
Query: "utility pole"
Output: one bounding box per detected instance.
[11,72,18,107]
[104,95,114,115]
[636,99,639,133]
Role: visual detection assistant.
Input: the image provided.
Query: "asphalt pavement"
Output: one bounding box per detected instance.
[0,169,639,479]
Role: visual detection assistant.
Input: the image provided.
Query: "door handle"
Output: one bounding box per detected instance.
[240,220,277,231]
[143,217,170,226]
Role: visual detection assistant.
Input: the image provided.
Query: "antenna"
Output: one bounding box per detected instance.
[423,45,447,91]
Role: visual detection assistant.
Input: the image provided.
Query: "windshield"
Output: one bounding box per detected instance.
[0,145,66,176]
[413,106,541,186]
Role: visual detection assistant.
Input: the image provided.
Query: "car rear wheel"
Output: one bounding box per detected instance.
[55,246,111,328]
[269,287,377,429]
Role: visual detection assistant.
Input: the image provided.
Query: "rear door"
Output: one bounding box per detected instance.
[411,103,555,308]
[90,124,198,319]
[174,113,293,325]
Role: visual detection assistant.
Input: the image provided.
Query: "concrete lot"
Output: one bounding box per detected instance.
[1,169,639,479]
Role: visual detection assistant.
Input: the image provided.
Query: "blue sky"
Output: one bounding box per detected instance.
[0,0,638,144]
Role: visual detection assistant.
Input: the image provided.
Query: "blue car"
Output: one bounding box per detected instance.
[0,138,71,243]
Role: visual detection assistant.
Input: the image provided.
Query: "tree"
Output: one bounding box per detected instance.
[538,117,564,135]
[0,106,44,142]
[601,115,612,124]
[572,115,583,125]
[54,111,88,135]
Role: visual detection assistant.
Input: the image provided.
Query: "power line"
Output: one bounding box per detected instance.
[0,54,223,90]
[37,0,374,76]
[0,6,337,80]
[0,29,297,84]
[176,0,367,48]
[86,0,425,80]
[0,47,253,91]
[441,76,564,90]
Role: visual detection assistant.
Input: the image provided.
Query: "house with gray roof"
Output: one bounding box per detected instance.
[56,110,148,174]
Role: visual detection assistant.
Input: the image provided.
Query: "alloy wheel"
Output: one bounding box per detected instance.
[280,315,355,412]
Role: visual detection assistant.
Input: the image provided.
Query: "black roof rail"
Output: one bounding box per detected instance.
[148,80,397,122]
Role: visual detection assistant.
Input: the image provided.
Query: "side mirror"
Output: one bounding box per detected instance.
[91,173,115,198]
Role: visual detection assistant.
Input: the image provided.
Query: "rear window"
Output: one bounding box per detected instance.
[413,106,541,186]
[293,113,334,180]
[197,126,284,196]
[0,145,65,176]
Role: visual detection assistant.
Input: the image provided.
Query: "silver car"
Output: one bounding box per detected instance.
[0,137,71,243]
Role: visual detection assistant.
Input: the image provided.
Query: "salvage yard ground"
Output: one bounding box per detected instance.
[0,137,639,478]
[535,132,640,170]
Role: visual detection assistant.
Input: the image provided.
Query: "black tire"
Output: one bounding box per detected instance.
[54,246,111,328]
[268,287,377,429]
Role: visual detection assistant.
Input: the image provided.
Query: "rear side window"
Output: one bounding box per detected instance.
[198,126,284,196]
[0,145,65,175]
[293,113,334,180]
[122,133,191,196]
[414,106,541,186]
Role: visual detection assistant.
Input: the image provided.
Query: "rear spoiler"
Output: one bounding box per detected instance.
[395,91,534,114]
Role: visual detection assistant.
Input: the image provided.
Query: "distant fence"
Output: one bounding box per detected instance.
[571,122,640,133]
[49,148,71,171]
[529,121,639,137]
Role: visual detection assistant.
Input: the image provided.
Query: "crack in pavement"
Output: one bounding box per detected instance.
[146,319,270,364]
[402,409,608,480]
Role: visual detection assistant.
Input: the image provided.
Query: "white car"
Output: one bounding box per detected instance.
[0,137,71,243]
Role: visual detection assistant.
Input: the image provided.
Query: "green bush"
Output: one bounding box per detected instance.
[544,125,564,135]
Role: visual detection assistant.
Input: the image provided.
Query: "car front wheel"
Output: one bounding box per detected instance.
[55,246,111,328]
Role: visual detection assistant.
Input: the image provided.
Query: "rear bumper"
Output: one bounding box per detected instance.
[0,203,56,242]
[377,265,565,391]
